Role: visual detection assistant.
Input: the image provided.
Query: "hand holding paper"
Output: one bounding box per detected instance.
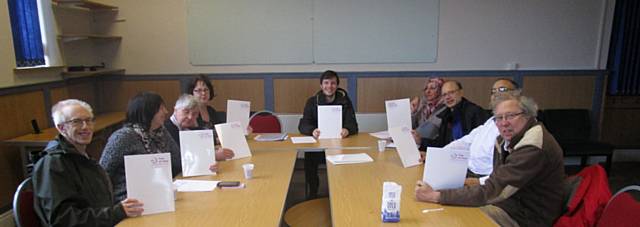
[318,105,342,139]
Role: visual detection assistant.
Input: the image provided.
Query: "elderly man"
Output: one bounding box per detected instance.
[415,95,565,227]
[445,78,521,182]
[164,94,234,161]
[32,99,144,226]
[416,80,489,149]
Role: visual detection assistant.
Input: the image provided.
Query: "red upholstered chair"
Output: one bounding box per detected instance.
[249,110,282,133]
[596,185,640,227]
[13,178,40,227]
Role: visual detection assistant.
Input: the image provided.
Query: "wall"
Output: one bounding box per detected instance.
[106,0,614,74]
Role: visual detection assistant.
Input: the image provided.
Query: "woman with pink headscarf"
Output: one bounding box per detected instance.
[411,77,445,128]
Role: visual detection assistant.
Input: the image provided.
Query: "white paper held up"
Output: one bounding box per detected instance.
[318,105,342,139]
[388,126,421,168]
[124,153,175,215]
[227,100,251,135]
[385,98,412,130]
[215,122,252,159]
[179,130,216,177]
[422,147,470,190]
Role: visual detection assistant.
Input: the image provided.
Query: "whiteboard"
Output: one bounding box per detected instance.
[187,0,313,65]
[187,0,438,65]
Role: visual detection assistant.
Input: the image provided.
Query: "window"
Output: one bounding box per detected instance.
[7,0,45,67]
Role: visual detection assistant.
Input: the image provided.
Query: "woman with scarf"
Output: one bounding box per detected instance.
[411,77,445,129]
[100,92,217,202]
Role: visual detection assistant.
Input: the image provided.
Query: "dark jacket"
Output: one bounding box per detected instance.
[164,119,180,146]
[33,135,127,227]
[423,98,489,148]
[197,105,224,129]
[298,88,358,136]
[440,120,566,227]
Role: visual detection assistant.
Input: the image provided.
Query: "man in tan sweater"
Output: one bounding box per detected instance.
[415,95,565,227]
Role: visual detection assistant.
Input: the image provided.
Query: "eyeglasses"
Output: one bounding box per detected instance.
[442,89,459,97]
[194,88,210,94]
[63,118,95,127]
[491,87,514,95]
[493,112,524,123]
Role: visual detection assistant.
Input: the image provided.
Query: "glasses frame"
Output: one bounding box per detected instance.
[493,112,525,123]
[62,117,96,127]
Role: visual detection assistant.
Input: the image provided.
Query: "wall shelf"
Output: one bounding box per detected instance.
[61,68,125,79]
[53,0,118,11]
[58,34,122,42]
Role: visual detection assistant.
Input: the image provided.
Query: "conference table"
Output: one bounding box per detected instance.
[118,134,497,226]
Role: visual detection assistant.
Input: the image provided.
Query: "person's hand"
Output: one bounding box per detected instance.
[415,181,440,203]
[209,162,219,173]
[464,178,480,186]
[215,148,235,161]
[246,126,253,134]
[312,129,320,138]
[411,130,422,144]
[121,198,144,217]
[340,128,349,138]
[419,151,426,163]
[410,96,420,113]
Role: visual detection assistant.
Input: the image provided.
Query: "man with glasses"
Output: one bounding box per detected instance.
[416,95,565,227]
[32,99,144,226]
[444,78,521,183]
[418,80,489,148]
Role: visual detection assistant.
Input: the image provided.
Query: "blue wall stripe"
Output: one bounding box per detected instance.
[591,71,606,139]
[42,87,53,127]
[347,74,358,111]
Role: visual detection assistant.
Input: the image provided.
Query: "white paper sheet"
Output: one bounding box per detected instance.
[326,153,374,165]
[422,147,470,190]
[369,130,391,139]
[254,133,288,141]
[124,153,175,215]
[179,130,216,177]
[318,105,342,139]
[215,122,252,159]
[226,100,251,135]
[291,136,317,144]
[385,98,412,130]
[388,126,421,168]
[173,179,220,192]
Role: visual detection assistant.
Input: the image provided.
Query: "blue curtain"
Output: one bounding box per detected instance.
[608,0,640,95]
[7,0,45,67]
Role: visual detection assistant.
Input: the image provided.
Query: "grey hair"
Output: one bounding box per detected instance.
[492,94,538,118]
[51,99,94,126]
[174,94,200,110]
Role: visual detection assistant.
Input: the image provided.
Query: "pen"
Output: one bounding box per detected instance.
[421,208,444,213]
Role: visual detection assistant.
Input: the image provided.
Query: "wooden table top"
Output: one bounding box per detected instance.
[4,111,125,146]
[119,133,496,226]
[325,134,497,227]
[118,148,298,227]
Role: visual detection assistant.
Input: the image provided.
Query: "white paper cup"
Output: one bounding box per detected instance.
[242,163,254,179]
[377,140,387,152]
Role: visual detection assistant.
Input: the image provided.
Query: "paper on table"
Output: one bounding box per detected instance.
[386,142,397,148]
[215,122,252,159]
[254,133,288,141]
[318,105,342,139]
[385,98,412,130]
[326,153,374,165]
[291,136,317,144]
[125,153,174,215]
[388,126,421,168]
[422,147,470,190]
[369,130,391,139]
[226,100,251,135]
[173,179,220,192]
[179,130,216,177]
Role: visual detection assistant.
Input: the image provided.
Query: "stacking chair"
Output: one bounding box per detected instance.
[249,110,282,133]
[596,185,640,227]
[13,178,40,227]
[542,109,614,173]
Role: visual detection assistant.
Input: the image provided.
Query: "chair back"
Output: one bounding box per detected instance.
[596,185,640,227]
[13,178,40,227]
[542,109,591,142]
[249,110,282,133]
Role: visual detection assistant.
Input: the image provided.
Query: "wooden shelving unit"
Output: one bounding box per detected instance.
[53,0,118,10]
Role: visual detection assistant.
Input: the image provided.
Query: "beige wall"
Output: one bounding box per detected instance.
[0,1,63,88]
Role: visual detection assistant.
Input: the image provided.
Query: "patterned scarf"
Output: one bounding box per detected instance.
[128,123,167,154]
[416,77,445,125]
